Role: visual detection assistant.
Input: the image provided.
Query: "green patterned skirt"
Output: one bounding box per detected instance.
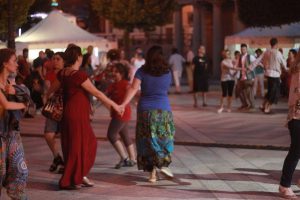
[136,110,175,172]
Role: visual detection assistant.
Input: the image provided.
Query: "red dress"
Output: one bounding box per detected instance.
[57,70,97,188]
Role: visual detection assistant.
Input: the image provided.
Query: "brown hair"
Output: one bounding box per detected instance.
[142,45,170,76]
[107,49,120,61]
[222,49,230,59]
[113,62,130,81]
[0,48,15,73]
[64,45,82,67]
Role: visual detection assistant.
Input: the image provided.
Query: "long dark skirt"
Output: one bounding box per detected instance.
[265,77,280,104]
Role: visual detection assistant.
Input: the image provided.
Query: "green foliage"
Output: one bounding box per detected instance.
[238,0,300,27]
[28,0,52,14]
[91,0,177,32]
[0,0,35,34]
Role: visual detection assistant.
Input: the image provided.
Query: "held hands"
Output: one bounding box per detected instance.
[113,104,125,117]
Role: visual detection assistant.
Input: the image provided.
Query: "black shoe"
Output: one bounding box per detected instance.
[115,158,136,169]
[125,159,136,167]
[115,159,127,169]
[49,154,64,172]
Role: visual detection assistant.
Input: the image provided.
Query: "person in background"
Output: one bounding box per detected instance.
[0,48,29,199]
[218,50,240,113]
[278,50,300,199]
[17,48,31,82]
[186,46,195,93]
[86,45,100,70]
[94,49,120,92]
[169,48,186,94]
[249,38,288,114]
[43,50,55,78]
[233,50,241,99]
[193,45,210,107]
[31,51,46,110]
[120,49,130,66]
[106,63,136,169]
[121,45,175,183]
[80,53,94,78]
[236,43,256,111]
[31,78,44,111]
[44,52,66,174]
[253,49,265,98]
[130,47,145,83]
[32,51,46,81]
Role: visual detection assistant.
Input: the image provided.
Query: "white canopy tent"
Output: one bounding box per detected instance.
[225,23,300,52]
[15,10,117,60]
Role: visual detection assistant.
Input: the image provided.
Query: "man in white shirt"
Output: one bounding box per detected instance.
[249,38,287,114]
[169,48,186,94]
[236,43,256,111]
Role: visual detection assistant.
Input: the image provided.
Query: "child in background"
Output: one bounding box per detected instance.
[106,63,136,169]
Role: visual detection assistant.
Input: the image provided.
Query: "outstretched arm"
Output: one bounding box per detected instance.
[121,78,141,106]
[81,78,123,114]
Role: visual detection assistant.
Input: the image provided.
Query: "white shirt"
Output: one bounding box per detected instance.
[169,53,186,71]
[221,58,236,81]
[250,48,287,78]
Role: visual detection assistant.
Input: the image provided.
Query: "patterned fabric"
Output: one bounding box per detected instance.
[136,110,175,172]
[0,132,28,200]
[0,90,28,199]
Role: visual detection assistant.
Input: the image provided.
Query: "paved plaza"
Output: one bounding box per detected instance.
[3,88,298,200]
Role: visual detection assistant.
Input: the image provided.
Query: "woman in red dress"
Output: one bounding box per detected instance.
[49,45,123,189]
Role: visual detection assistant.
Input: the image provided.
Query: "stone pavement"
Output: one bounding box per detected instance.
[20,88,290,149]
[3,138,298,200]
[2,88,296,200]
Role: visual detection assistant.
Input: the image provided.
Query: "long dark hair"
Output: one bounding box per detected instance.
[64,45,82,67]
[0,48,15,73]
[81,53,91,68]
[142,45,170,76]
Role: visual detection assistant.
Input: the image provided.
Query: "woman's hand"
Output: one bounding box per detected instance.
[113,104,125,116]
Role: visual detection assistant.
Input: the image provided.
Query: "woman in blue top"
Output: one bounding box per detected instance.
[121,45,175,182]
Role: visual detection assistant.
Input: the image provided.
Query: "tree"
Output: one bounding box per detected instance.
[0,0,35,48]
[28,0,52,14]
[237,0,300,27]
[91,0,177,51]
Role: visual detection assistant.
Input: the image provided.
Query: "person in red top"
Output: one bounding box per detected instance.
[106,63,136,169]
[44,52,65,174]
[43,50,55,78]
[17,48,31,81]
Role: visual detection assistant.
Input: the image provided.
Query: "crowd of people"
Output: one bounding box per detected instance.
[0,37,299,199]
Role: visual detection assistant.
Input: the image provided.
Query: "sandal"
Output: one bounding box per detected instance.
[49,154,64,173]
[82,176,94,187]
[278,185,297,199]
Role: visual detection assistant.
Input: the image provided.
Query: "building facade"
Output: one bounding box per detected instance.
[98,0,245,78]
